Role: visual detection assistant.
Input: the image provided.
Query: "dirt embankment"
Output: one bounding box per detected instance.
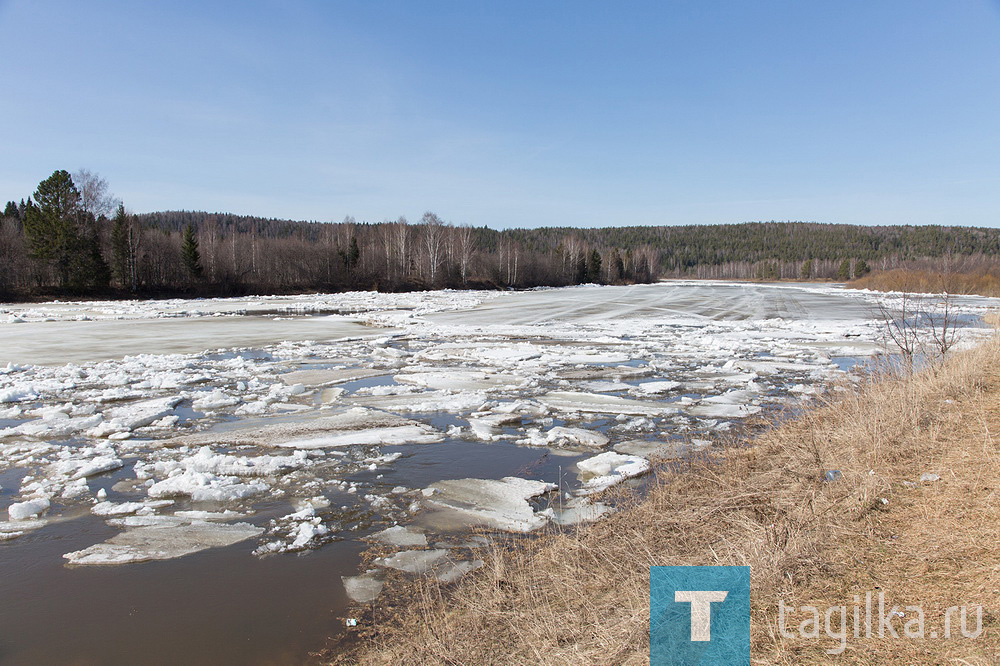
[333,336,1000,665]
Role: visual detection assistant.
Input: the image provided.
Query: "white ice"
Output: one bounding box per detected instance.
[575,452,651,495]
[422,476,557,532]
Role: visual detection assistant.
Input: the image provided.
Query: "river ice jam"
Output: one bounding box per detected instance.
[0,281,997,664]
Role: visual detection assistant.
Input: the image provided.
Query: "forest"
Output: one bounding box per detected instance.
[2,169,999,299]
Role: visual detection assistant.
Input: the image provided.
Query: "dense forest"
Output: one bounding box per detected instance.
[2,169,999,299]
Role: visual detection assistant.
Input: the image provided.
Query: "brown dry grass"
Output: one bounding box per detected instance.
[849,268,1000,297]
[336,338,1000,665]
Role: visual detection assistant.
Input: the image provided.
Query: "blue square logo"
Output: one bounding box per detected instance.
[650,566,751,665]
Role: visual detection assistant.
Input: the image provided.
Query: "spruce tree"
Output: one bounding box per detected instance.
[799,259,812,279]
[22,170,82,286]
[837,258,852,281]
[854,259,870,277]
[73,221,111,289]
[610,249,625,283]
[181,224,204,279]
[342,236,360,270]
[111,204,138,290]
[587,249,602,283]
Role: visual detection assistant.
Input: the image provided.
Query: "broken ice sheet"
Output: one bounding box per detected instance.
[373,548,484,583]
[0,517,47,540]
[541,497,614,526]
[544,426,609,449]
[135,446,303,504]
[4,284,986,589]
[376,548,450,573]
[275,425,443,449]
[575,452,651,495]
[421,476,556,532]
[685,402,762,419]
[342,573,384,603]
[539,391,678,417]
[254,503,333,555]
[394,369,527,392]
[369,525,428,547]
[63,520,263,565]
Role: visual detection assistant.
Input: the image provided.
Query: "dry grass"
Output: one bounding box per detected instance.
[335,339,1000,665]
[849,268,1000,297]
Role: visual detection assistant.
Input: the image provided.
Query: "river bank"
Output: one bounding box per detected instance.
[338,328,999,664]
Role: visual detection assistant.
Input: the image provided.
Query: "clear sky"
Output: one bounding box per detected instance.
[2,1,999,229]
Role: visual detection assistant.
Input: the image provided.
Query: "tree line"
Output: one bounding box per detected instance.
[3,169,999,299]
[1,171,659,298]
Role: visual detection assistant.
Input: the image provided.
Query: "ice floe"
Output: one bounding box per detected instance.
[342,573,384,603]
[8,497,50,520]
[275,425,443,449]
[0,281,995,574]
[539,391,678,416]
[544,426,610,449]
[370,525,428,547]
[376,548,450,573]
[575,452,651,495]
[64,520,264,565]
[421,477,557,532]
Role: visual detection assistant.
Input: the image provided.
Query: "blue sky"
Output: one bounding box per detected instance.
[2,1,999,229]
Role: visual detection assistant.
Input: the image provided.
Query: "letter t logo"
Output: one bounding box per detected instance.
[675,590,729,641]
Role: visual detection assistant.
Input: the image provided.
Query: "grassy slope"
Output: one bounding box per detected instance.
[337,337,1000,665]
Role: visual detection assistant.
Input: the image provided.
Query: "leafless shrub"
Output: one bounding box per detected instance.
[874,291,960,374]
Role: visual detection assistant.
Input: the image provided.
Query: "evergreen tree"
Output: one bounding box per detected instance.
[799,259,813,279]
[181,224,203,279]
[22,170,82,286]
[587,249,602,283]
[73,219,111,289]
[111,204,139,291]
[837,258,852,281]
[854,259,870,277]
[3,201,17,219]
[342,236,360,270]
[610,249,625,282]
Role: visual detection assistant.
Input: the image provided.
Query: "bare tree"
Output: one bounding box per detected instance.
[421,212,444,286]
[499,233,519,286]
[111,204,142,291]
[73,169,120,218]
[394,217,410,280]
[457,224,475,285]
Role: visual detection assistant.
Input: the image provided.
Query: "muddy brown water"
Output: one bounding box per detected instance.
[0,434,581,665]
